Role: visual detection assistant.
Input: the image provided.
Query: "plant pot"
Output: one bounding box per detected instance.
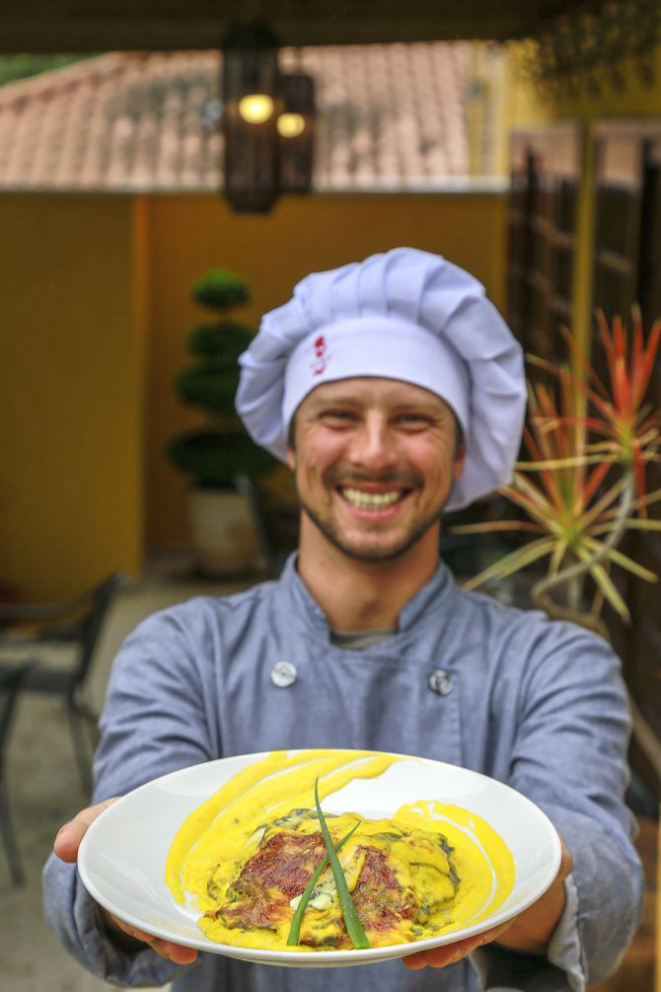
[187,487,263,577]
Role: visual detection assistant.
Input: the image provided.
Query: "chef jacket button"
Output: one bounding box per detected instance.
[428,669,454,696]
[271,661,297,688]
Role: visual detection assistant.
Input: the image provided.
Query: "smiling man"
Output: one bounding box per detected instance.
[292,379,463,560]
[44,248,642,992]
[287,377,465,634]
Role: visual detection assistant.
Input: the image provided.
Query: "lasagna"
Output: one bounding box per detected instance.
[199,808,460,949]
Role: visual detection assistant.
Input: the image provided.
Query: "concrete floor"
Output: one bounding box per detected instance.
[1,694,123,990]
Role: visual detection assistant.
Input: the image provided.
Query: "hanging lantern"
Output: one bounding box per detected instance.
[277,72,315,194]
[222,23,282,212]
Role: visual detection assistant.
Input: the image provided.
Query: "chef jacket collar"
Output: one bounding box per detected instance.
[277,552,455,642]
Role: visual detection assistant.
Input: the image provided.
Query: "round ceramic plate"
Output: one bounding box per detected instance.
[78,749,561,968]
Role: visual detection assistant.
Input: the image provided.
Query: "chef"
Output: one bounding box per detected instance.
[44,248,642,992]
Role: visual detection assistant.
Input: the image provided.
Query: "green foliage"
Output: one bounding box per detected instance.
[167,267,275,488]
[167,430,275,488]
[188,322,254,361]
[174,365,240,415]
[191,269,251,311]
[454,310,661,627]
[0,55,95,87]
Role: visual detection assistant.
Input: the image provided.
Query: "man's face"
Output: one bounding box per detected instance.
[287,377,465,563]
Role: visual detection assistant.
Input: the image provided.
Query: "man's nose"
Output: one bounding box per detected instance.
[348,419,398,471]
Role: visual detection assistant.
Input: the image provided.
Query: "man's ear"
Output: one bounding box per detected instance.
[286,447,296,471]
[452,444,466,482]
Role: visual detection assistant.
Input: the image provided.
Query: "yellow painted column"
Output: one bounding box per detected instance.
[571,125,597,409]
[467,43,486,176]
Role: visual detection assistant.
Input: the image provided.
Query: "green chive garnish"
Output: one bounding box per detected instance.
[287,821,360,946]
[314,777,370,949]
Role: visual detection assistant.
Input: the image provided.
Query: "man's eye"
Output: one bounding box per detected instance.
[321,410,356,422]
[396,414,431,426]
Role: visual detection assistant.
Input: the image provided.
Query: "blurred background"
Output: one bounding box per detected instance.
[0,1,659,989]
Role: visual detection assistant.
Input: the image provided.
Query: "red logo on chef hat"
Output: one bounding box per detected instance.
[311,334,329,376]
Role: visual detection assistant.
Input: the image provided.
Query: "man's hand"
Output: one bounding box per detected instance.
[403,834,573,971]
[494,835,573,954]
[54,799,198,966]
[403,920,515,971]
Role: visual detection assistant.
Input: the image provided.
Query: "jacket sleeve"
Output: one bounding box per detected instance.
[43,599,222,987]
[472,619,644,992]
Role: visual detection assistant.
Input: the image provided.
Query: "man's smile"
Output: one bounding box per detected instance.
[338,486,410,511]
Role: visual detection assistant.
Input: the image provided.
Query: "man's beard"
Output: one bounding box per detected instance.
[298,495,443,563]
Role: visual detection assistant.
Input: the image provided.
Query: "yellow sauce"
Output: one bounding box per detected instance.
[165,750,514,952]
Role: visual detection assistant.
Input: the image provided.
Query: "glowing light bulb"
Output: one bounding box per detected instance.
[238,94,274,124]
[277,113,306,138]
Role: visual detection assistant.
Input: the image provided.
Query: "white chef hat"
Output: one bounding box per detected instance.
[236,247,526,510]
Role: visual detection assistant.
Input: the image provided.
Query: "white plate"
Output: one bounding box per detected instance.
[78,749,561,968]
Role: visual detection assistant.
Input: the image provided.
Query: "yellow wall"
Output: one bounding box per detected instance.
[0,197,146,600]
[145,191,508,547]
[0,190,507,596]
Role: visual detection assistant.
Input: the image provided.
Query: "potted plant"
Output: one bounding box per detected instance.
[167,268,275,575]
[453,309,661,781]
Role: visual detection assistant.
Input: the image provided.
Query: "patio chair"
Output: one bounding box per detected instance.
[0,571,129,793]
[0,659,36,885]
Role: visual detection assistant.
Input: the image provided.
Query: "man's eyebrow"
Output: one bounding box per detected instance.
[308,394,362,409]
[308,396,445,414]
[391,401,444,413]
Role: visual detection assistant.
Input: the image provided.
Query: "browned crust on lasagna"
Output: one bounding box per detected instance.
[205,829,418,946]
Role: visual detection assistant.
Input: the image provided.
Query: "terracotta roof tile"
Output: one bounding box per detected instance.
[0,45,473,192]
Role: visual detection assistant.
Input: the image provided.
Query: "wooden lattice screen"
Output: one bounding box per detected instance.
[507,125,581,366]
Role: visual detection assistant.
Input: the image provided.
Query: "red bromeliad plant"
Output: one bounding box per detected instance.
[454,308,661,637]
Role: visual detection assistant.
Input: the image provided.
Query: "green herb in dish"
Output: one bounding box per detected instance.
[287,821,360,946]
[314,777,371,949]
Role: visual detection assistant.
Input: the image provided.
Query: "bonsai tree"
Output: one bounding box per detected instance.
[166,268,275,489]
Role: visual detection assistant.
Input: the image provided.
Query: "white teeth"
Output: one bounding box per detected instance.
[341,487,403,509]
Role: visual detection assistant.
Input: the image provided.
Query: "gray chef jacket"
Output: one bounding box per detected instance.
[43,555,643,992]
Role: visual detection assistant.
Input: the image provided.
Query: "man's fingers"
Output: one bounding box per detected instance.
[111,916,197,964]
[54,803,197,968]
[404,942,462,970]
[53,798,120,863]
[153,940,198,964]
[402,921,514,971]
